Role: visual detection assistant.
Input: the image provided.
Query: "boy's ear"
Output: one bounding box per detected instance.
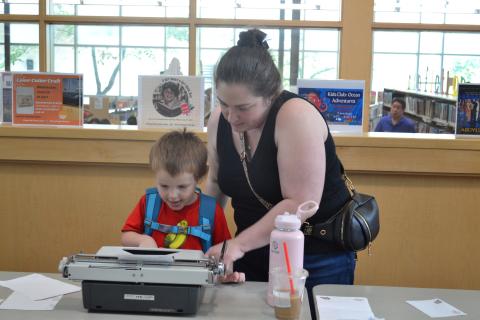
[197,165,209,186]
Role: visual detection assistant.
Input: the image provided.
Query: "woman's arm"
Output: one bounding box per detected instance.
[206,98,327,264]
[205,107,229,208]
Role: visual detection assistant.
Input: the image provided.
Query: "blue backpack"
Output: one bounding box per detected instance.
[143,187,216,252]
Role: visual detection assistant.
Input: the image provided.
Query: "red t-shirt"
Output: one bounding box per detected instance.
[122,194,231,251]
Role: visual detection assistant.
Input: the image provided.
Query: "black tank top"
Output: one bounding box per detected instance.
[217,90,350,281]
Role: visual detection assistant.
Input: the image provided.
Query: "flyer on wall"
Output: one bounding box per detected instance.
[138,75,204,130]
[12,72,83,127]
[297,79,365,133]
[455,83,480,137]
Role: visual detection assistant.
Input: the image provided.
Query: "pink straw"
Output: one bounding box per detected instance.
[282,241,295,295]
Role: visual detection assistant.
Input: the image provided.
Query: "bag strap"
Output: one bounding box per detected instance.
[239,132,273,210]
[143,187,216,252]
[198,192,216,252]
[338,160,356,195]
[301,161,355,238]
[144,187,161,236]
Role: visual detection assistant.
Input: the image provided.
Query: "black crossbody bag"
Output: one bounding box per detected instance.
[301,163,380,254]
[239,134,379,254]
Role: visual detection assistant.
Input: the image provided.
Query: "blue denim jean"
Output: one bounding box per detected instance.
[304,251,356,320]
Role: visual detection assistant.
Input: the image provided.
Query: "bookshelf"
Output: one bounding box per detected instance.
[380,88,457,134]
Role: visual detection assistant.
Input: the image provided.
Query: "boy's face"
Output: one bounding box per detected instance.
[155,169,197,211]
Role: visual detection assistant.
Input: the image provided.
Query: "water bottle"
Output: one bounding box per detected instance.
[267,212,304,306]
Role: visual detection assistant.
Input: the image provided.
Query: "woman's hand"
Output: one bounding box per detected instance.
[206,239,245,274]
[218,272,246,283]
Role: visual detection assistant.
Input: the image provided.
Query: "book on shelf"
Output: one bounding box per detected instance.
[455,83,480,136]
[11,72,83,127]
[138,75,204,130]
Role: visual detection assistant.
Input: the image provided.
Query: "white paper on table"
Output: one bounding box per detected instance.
[0,273,80,300]
[316,295,381,320]
[406,298,467,318]
[0,291,62,310]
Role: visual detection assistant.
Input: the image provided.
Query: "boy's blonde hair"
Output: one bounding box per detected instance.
[149,130,208,181]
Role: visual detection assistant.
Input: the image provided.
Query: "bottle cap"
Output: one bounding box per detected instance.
[274,212,301,230]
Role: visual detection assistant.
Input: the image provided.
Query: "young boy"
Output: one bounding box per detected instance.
[121,130,231,252]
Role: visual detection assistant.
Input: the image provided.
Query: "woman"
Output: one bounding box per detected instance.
[205,29,355,318]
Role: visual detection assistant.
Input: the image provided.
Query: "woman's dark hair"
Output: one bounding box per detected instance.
[392,97,406,110]
[214,29,282,99]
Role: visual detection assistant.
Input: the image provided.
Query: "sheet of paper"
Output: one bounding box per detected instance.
[0,273,80,300]
[406,298,467,318]
[316,295,379,320]
[0,291,62,311]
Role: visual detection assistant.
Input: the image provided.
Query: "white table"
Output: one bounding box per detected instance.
[314,284,480,320]
[0,272,311,319]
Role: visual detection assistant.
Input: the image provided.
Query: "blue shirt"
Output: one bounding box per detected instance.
[374,115,416,133]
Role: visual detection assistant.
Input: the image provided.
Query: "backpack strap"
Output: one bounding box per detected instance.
[144,187,161,236]
[143,187,217,252]
[197,192,216,252]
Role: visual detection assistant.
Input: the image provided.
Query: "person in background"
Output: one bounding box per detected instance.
[121,130,244,282]
[204,29,355,319]
[204,87,218,127]
[375,97,416,133]
[126,115,137,125]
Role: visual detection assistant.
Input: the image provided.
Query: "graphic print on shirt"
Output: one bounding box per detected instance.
[164,219,188,249]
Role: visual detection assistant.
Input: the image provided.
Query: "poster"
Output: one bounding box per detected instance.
[12,72,83,127]
[455,83,480,136]
[0,72,13,123]
[138,75,203,130]
[297,79,364,133]
[84,95,137,125]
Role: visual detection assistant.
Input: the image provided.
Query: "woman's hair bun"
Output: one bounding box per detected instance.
[237,29,269,49]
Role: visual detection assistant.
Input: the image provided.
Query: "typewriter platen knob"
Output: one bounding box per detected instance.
[58,256,69,276]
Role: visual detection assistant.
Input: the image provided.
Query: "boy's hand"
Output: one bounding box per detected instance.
[138,235,158,248]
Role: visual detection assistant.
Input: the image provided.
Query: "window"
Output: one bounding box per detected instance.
[47,0,189,18]
[197,0,341,21]
[374,0,480,25]
[49,24,189,97]
[371,31,480,93]
[197,27,339,91]
[371,30,480,134]
[0,0,38,15]
[0,23,39,71]
[1,1,342,126]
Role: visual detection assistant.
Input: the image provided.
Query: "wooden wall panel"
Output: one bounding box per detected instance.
[1,128,479,291]
[0,162,152,272]
[352,173,480,289]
